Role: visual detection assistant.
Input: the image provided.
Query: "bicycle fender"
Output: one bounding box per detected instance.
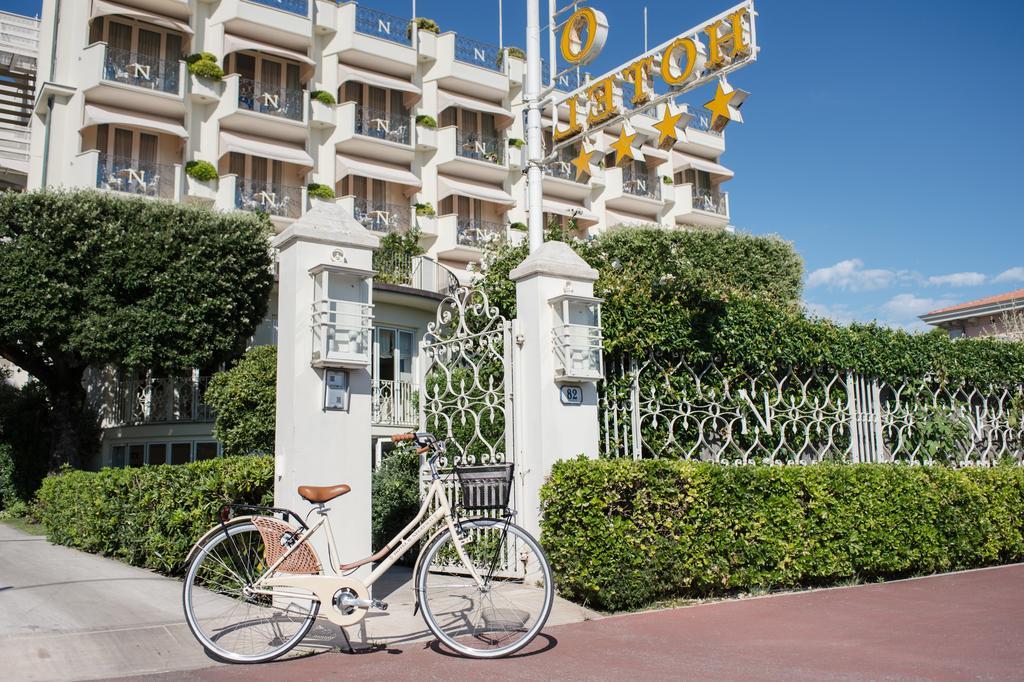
[183,516,260,567]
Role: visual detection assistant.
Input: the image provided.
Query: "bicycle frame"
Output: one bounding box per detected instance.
[247,474,486,628]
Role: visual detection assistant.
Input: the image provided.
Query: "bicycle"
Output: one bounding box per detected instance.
[181,432,553,661]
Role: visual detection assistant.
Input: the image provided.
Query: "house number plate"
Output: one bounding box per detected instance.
[559,385,583,405]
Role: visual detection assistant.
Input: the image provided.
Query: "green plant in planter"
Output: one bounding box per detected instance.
[662,175,673,185]
[415,114,437,129]
[497,46,526,67]
[185,160,218,183]
[508,138,525,149]
[509,221,527,232]
[307,183,335,201]
[407,17,440,39]
[310,90,336,106]
[414,202,436,217]
[186,53,224,81]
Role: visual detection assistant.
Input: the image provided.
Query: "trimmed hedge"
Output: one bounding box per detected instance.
[205,345,277,456]
[36,457,273,575]
[540,458,1024,611]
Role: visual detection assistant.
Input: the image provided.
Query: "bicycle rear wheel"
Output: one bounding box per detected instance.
[182,521,319,663]
[417,518,554,658]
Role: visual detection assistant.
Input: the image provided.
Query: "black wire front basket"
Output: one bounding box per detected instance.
[453,463,515,511]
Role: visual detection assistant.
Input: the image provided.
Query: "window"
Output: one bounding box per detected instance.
[109,441,222,468]
[374,327,415,385]
[675,168,713,192]
[229,152,287,188]
[439,195,484,222]
[89,16,184,64]
[227,52,302,92]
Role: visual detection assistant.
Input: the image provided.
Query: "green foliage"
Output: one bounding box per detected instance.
[541,458,1024,611]
[310,90,337,105]
[307,183,335,200]
[371,447,422,561]
[414,202,436,217]
[374,229,426,286]
[0,379,50,503]
[36,456,273,575]
[415,115,437,129]
[662,175,673,184]
[185,160,218,182]
[186,53,223,80]
[0,445,16,510]
[508,221,527,232]
[408,17,440,38]
[205,346,277,456]
[503,46,526,63]
[508,138,525,149]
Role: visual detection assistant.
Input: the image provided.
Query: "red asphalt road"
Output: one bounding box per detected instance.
[132,564,1024,681]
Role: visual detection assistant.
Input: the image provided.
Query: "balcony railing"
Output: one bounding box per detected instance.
[354,5,412,45]
[693,189,729,215]
[457,218,505,248]
[456,131,505,165]
[374,253,460,296]
[235,180,302,218]
[543,151,583,182]
[372,379,417,426]
[455,35,502,72]
[541,59,586,91]
[312,298,373,366]
[685,106,724,137]
[103,47,180,94]
[112,376,214,427]
[96,154,175,199]
[353,197,410,233]
[354,105,411,145]
[237,77,304,121]
[245,0,309,16]
[622,168,661,200]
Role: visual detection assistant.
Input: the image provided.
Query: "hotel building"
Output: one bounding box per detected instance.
[25,0,737,467]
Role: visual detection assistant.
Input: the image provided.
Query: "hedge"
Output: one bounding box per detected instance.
[205,345,277,456]
[540,458,1024,611]
[36,457,273,575]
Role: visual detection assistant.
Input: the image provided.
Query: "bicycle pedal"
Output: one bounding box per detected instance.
[371,599,388,611]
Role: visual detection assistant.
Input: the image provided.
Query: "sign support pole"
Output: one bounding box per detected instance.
[525,0,544,253]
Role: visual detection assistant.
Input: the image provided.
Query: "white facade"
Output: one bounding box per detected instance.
[27,0,736,467]
[0,11,39,191]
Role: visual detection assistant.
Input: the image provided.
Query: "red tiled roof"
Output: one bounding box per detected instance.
[924,288,1024,317]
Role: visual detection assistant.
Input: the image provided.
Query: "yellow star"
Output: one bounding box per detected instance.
[610,126,638,167]
[653,104,684,150]
[703,80,748,132]
[570,143,596,182]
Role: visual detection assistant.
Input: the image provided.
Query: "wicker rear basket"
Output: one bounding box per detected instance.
[252,516,321,574]
[454,463,514,510]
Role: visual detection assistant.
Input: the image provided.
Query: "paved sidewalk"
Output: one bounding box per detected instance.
[132,564,1024,682]
[0,523,595,681]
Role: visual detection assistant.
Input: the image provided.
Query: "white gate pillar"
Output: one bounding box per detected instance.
[271,201,379,570]
[510,241,602,539]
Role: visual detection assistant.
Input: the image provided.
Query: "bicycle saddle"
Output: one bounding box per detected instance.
[297,484,351,503]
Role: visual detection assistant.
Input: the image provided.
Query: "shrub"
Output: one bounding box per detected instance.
[307,183,335,200]
[662,175,673,184]
[508,138,525,149]
[509,221,527,232]
[506,46,526,61]
[185,160,217,182]
[408,17,440,39]
[414,202,436,217]
[0,444,16,510]
[36,456,274,574]
[541,458,1024,611]
[371,446,422,560]
[310,89,336,105]
[187,53,224,81]
[204,346,277,456]
[375,229,425,285]
[0,379,50,503]
[415,114,437,129]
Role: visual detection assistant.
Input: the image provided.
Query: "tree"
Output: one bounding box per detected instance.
[0,190,274,471]
[204,345,277,456]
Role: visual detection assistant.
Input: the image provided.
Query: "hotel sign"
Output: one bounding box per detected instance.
[549,1,758,176]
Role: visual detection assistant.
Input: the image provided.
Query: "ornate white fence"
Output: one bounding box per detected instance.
[601,354,1024,465]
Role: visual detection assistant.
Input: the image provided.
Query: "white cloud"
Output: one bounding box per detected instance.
[881,293,957,322]
[926,272,986,287]
[806,259,902,292]
[994,267,1024,283]
[804,301,856,324]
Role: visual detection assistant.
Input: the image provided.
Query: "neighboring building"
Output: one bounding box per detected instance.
[28,0,737,469]
[0,10,39,191]
[920,288,1024,339]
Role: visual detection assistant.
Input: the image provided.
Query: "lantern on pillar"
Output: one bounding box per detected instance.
[310,264,374,368]
[550,293,603,382]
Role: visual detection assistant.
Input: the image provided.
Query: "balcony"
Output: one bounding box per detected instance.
[332,3,416,75]
[541,155,597,200]
[434,215,506,262]
[677,105,727,157]
[311,298,374,368]
[425,32,509,100]
[234,178,303,219]
[352,197,411,233]
[435,128,508,183]
[217,0,312,50]
[81,43,185,117]
[604,166,663,216]
[372,379,417,427]
[218,75,309,142]
[246,0,309,15]
[335,102,414,163]
[622,170,662,201]
[110,376,214,427]
[673,185,730,228]
[458,218,505,248]
[374,254,460,297]
[95,153,180,201]
[455,35,502,73]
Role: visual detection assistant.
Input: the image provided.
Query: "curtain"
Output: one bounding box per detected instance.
[108,21,131,52]
[137,29,161,63]
[252,156,268,190]
[113,128,133,160]
[138,133,158,171]
[368,86,386,115]
[229,152,246,178]
[164,33,182,61]
[371,179,386,208]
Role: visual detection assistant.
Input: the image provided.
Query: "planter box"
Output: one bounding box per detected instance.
[415,215,438,237]
[415,125,437,150]
[310,99,336,129]
[186,175,218,204]
[189,74,221,103]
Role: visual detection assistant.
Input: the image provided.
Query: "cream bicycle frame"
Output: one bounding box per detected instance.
[246,473,487,627]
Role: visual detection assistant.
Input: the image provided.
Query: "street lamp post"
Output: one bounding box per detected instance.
[525,0,544,253]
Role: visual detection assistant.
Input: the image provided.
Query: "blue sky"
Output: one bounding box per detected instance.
[8,0,1023,330]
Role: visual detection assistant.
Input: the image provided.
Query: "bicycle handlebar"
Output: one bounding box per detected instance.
[391,432,445,479]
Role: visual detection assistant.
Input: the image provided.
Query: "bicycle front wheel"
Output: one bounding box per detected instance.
[417,518,554,658]
[182,521,319,664]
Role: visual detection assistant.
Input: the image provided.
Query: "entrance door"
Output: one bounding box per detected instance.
[374,328,415,424]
